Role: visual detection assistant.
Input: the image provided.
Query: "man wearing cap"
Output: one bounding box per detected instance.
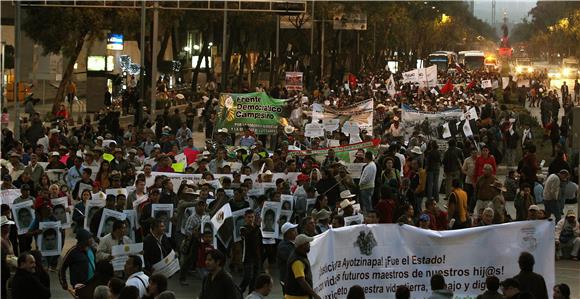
[110,148,130,173]
[315,210,331,234]
[277,222,298,292]
[555,210,580,260]
[59,229,96,292]
[527,205,541,220]
[338,191,356,217]
[285,234,320,299]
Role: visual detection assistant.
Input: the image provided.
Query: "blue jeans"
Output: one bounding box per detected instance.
[426,171,440,201]
[544,200,562,222]
[359,188,374,212]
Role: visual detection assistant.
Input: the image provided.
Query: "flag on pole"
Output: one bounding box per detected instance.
[441,80,454,94]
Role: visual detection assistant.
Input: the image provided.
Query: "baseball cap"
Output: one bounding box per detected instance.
[281,222,298,235]
[528,205,540,212]
[295,234,314,247]
[566,210,576,218]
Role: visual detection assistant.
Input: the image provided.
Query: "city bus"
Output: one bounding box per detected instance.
[427,51,458,73]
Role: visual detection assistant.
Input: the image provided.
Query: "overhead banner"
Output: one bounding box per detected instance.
[285,72,303,91]
[307,99,374,129]
[216,92,287,134]
[309,221,555,299]
[287,139,380,162]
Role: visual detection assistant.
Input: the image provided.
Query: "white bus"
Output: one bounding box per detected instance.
[458,50,485,70]
[427,51,458,72]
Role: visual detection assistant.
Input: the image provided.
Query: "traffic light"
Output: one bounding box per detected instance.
[4,45,14,69]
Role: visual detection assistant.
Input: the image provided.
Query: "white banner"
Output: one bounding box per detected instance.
[1,189,21,205]
[309,221,555,299]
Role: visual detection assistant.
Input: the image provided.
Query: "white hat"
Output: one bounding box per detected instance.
[51,151,60,157]
[175,93,185,100]
[410,146,423,155]
[153,144,161,149]
[295,234,314,247]
[217,128,229,133]
[96,136,104,140]
[528,205,540,211]
[49,128,60,134]
[340,190,356,199]
[284,125,295,135]
[281,222,298,235]
[263,170,273,176]
[0,216,15,226]
[339,199,355,210]
[376,104,386,109]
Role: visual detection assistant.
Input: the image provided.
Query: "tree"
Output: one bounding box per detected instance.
[22,6,139,112]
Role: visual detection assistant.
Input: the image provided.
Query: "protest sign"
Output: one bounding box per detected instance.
[305,123,325,137]
[112,243,143,271]
[123,209,138,241]
[481,79,492,89]
[45,169,66,184]
[37,221,62,256]
[1,189,21,205]
[12,200,34,235]
[97,208,127,238]
[106,188,128,198]
[463,120,474,137]
[341,121,360,136]
[386,74,397,96]
[232,207,250,243]
[278,210,294,238]
[323,100,374,129]
[345,163,365,179]
[153,250,180,278]
[85,200,106,230]
[201,216,217,248]
[287,139,380,163]
[281,194,294,211]
[152,204,174,237]
[77,182,93,199]
[285,72,303,91]
[344,214,364,226]
[441,122,452,139]
[51,197,71,229]
[309,221,555,299]
[400,104,463,151]
[323,119,340,133]
[402,69,419,83]
[215,92,287,135]
[211,203,233,247]
[261,201,281,239]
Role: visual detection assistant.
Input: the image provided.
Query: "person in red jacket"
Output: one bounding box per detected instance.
[474,145,497,183]
[55,104,69,119]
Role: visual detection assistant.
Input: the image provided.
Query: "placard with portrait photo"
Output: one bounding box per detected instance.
[200,216,217,248]
[260,201,281,239]
[277,210,294,240]
[51,197,71,229]
[280,195,294,211]
[151,204,174,237]
[97,208,127,238]
[123,209,137,242]
[37,221,62,256]
[12,200,35,235]
[344,214,364,226]
[84,200,106,230]
[232,207,250,243]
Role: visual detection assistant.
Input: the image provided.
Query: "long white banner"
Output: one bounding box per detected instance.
[309,221,554,299]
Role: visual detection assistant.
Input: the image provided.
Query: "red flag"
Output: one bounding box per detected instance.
[183,148,200,165]
[467,80,476,90]
[455,63,464,74]
[440,80,454,94]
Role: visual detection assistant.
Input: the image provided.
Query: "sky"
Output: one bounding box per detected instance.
[474,0,538,24]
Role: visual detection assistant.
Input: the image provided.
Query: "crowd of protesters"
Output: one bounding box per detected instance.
[0,61,578,299]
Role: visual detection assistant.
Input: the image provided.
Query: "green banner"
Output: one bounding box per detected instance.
[216,92,287,135]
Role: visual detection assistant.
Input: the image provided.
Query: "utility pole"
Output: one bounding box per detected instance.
[14,1,21,140]
[150,1,159,117]
[275,14,280,85]
[310,1,314,57]
[139,0,146,103]
[320,17,325,78]
[221,1,228,91]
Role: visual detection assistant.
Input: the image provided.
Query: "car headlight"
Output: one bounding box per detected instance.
[562,68,570,76]
[527,67,534,73]
[516,66,523,73]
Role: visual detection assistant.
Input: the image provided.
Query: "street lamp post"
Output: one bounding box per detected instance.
[14,1,21,140]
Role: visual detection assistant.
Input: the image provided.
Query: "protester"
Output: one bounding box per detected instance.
[59,229,96,293]
[476,276,503,299]
[513,252,549,299]
[427,274,453,299]
[199,249,239,299]
[284,234,320,299]
[555,210,580,260]
[11,253,51,299]
[245,273,274,299]
[124,255,149,298]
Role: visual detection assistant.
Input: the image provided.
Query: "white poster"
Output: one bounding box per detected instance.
[97,208,127,238]
[402,69,419,83]
[152,204,174,237]
[232,207,251,243]
[309,221,555,299]
[1,189,21,205]
[77,183,93,199]
[442,122,452,139]
[153,249,180,278]
[12,200,35,235]
[344,214,364,226]
[201,216,217,248]
[281,195,294,211]
[342,121,360,136]
[345,163,365,179]
[85,200,106,230]
[481,79,492,89]
[305,123,325,138]
[51,197,71,229]
[386,74,397,96]
[111,243,143,271]
[323,119,340,133]
[260,201,282,239]
[105,188,128,198]
[45,169,66,184]
[211,203,233,247]
[277,210,294,240]
[463,120,474,137]
[123,209,138,241]
[37,221,62,257]
[135,172,203,193]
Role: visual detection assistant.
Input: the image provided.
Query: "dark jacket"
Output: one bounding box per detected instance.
[12,268,51,299]
[476,290,503,299]
[285,250,312,296]
[143,233,174,272]
[442,147,464,173]
[276,239,295,285]
[59,244,96,288]
[199,269,238,299]
[513,270,548,299]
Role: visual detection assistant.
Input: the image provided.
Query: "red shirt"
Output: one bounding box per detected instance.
[375,198,396,223]
[474,155,497,182]
[196,242,214,268]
